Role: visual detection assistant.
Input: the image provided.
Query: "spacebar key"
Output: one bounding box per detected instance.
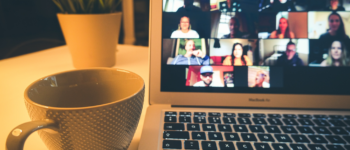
[163,131,190,139]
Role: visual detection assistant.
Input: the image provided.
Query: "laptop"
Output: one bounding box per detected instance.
[139,0,350,149]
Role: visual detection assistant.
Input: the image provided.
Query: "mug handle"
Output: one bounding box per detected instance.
[6,119,58,150]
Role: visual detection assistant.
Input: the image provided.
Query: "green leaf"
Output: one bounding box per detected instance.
[52,0,65,12]
[67,0,77,13]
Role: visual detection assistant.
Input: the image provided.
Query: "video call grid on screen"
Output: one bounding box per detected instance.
[160,0,350,95]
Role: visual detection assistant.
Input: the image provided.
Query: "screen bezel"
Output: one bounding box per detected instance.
[149,0,350,109]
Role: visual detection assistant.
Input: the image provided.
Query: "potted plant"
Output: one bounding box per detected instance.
[53,0,122,68]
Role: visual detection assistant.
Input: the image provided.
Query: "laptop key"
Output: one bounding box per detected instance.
[238,118,252,124]
[328,120,346,126]
[234,125,249,132]
[179,116,191,123]
[313,127,332,134]
[343,136,350,143]
[237,142,254,150]
[187,124,200,131]
[164,116,177,122]
[291,135,310,143]
[345,127,350,133]
[238,113,251,117]
[344,120,350,126]
[254,143,271,150]
[209,117,222,124]
[268,118,283,125]
[165,111,177,116]
[192,132,206,140]
[265,126,282,133]
[163,131,189,140]
[254,114,267,118]
[193,117,206,123]
[329,115,343,119]
[282,119,299,125]
[290,144,308,150]
[208,132,223,141]
[163,140,181,149]
[224,113,236,118]
[253,118,268,125]
[298,114,312,119]
[268,114,282,118]
[313,119,330,126]
[274,134,293,142]
[344,145,350,150]
[258,134,275,142]
[249,125,265,133]
[329,127,348,135]
[314,115,328,119]
[326,135,346,144]
[202,141,217,150]
[281,126,298,134]
[219,142,235,150]
[241,133,257,141]
[194,112,206,117]
[203,124,216,131]
[209,112,221,117]
[283,114,297,118]
[272,144,290,150]
[297,127,314,134]
[326,145,345,150]
[224,133,240,141]
[308,144,327,150]
[223,117,237,124]
[218,124,232,132]
[179,112,191,117]
[308,135,328,144]
[184,141,199,150]
[298,119,315,126]
[164,123,185,130]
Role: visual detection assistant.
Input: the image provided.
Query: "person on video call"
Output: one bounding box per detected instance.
[319,12,350,54]
[320,40,349,66]
[223,43,253,66]
[171,16,199,38]
[176,0,202,13]
[325,0,345,11]
[252,70,270,88]
[222,17,246,38]
[269,17,295,39]
[193,66,224,87]
[170,39,209,65]
[276,41,304,66]
[271,0,296,11]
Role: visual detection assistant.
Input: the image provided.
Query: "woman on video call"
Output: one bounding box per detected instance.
[319,12,350,53]
[324,0,345,11]
[170,39,209,65]
[320,40,348,66]
[223,43,252,66]
[269,17,295,39]
[170,16,199,38]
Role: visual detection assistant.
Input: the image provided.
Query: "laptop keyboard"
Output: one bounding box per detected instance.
[162,112,350,150]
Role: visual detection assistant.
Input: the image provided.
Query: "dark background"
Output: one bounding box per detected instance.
[0,0,149,60]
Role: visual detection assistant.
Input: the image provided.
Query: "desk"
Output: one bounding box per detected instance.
[0,45,149,150]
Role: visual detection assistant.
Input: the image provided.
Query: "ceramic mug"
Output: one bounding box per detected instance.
[6,68,144,150]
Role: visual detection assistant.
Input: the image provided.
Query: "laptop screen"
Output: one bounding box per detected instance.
[160,0,350,95]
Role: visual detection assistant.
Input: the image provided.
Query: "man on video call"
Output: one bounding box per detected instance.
[276,41,304,66]
[177,0,202,13]
[193,66,224,87]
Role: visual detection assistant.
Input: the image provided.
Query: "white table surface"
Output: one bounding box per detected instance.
[0,44,150,150]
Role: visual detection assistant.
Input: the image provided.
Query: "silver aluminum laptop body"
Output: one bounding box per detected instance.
[139,0,350,149]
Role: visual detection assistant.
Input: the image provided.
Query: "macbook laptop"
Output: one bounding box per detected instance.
[139,0,350,149]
